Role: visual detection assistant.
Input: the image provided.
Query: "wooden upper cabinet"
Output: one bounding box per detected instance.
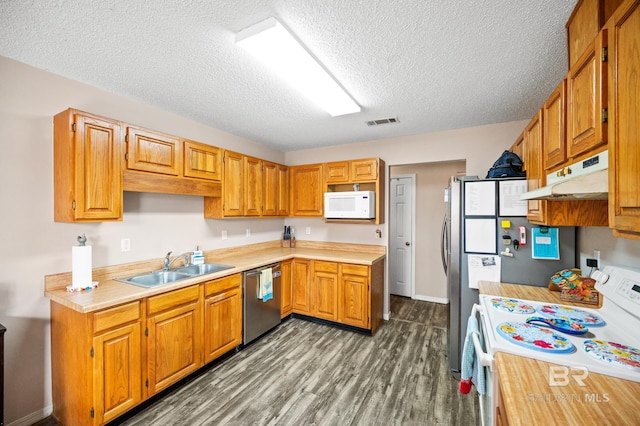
[567,31,608,159]
[325,161,350,183]
[566,0,623,68]
[126,126,182,176]
[290,164,324,216]
[183,140,222,181]
[54,109,123,222]
[263,161,289,216]
[277,164,290,216]
[222,150,244,217]
[244,155,262,216]
[351,158,379,181]
[525,110,546,224]
[607,0,640,239]
[511,132,526,172]
[543,79,567,171]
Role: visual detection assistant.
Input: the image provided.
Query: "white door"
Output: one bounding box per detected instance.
[389,175,415,297]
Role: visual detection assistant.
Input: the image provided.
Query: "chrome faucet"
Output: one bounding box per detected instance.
[163,251,190,270]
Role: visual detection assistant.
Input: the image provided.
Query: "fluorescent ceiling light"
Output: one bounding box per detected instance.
[236,17,361,117]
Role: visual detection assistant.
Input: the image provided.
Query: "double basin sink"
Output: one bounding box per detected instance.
[116,263,234,288]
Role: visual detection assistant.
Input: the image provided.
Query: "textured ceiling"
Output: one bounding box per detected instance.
[0,0,577,151]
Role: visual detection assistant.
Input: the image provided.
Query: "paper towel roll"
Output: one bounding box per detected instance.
[72,245,92,289]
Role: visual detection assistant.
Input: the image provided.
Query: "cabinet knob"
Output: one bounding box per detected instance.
[405,242,410,246]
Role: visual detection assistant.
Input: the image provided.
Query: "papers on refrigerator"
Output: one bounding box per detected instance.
[467,254,501,289]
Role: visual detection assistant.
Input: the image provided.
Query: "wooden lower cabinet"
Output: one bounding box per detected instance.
[145,285,203,396]
[339,263,370,329]
[280,260,293,317]
[51,301,142,425]
[292,258,312,314]
[204,274,242,362]
[312,261,339,321]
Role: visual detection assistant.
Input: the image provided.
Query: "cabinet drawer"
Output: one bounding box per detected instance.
[205,273,241,297]
[314,261,338,273]
[147,285,200,315]
[341,263,369,277]
[93,301,140,334]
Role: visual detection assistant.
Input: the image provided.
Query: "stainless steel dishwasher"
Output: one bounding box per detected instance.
[243,263,281,344]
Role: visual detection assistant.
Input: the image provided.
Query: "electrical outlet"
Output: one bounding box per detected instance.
[305,227,311,235]
[246,228,251,237]
[221,230,227,240]
[120,238,130,252]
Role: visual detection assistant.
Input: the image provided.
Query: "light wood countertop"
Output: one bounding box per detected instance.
[479,281,640,425]
[45,241,385,313]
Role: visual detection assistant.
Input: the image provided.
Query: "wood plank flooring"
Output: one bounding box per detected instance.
[110,295,479,426]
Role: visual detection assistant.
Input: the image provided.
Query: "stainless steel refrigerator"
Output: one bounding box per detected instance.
[442,176,577,374]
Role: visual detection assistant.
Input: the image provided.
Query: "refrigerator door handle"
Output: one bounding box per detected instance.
[441,215,448,274]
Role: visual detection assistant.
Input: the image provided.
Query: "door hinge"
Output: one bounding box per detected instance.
[125,152,129,161]
[145,378,149,388]
[125,133,129,143]
[602,108,608,123]
[90,407,94,418]
[145,327,148,337]
[72,123,77,132]
[72,200,76,210]
[90,347,94,357]
[602,47,608,62]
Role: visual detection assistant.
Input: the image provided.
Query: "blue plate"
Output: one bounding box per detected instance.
[496,321,576,354]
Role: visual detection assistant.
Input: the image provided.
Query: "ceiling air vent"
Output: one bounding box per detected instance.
[366,117,399,127]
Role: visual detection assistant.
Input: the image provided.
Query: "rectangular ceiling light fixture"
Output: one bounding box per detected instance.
[236,17,361,117]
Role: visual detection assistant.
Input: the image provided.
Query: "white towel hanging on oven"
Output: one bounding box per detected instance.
[259,268,273,302]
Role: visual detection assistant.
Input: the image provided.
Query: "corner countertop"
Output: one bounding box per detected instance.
[45,241,386,314]
[479,281,640,425]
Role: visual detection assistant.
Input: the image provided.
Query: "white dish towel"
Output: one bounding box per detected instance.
[259,268,273,302]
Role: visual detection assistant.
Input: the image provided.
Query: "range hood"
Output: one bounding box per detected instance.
[520,151,609,201]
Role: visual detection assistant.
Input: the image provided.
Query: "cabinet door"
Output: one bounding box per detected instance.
[312,261,339,321]
[222,150,244,217]
[277,164,290,216]
[244,155,263,216]
[280,260,293,318]
[54,110,123,222]
[204,280,242,363]
[126,126,182,176]
[146,287,202,395]
[351,158,378,181]
[289,164,324,216]
[184,140,222,181]
[525,110,546,223]
[262,161,279,216]
[339,264,370,329]
[510,132,526,172]
[543,80,567,170]
[567,32,607,159]
[607,0,640,238]
[93,322,142,424]
[325,161,350,183]
[292,259,311,314]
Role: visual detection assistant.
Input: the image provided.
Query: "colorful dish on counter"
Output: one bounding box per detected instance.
[584,340,640,371]
[489,297,535,314]
[537,304,605,327]
[496,321,576,353]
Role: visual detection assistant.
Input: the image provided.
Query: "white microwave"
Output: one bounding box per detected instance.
[324,191,375,219]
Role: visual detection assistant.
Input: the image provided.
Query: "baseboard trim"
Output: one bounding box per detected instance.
[8,405,52,426]
[413,294,449,304]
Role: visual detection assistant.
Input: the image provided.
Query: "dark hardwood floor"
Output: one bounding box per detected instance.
[38,296,480,425]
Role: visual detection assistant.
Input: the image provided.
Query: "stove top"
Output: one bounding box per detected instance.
[478,266,640,383]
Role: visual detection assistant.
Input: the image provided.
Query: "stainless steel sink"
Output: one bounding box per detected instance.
[116,263,234,288]
[116,270,193,288]
[174,263,234,275]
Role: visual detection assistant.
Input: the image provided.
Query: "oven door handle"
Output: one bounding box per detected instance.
[471,304,493,368]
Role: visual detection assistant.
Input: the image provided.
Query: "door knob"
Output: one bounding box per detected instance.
[405,242,410,246]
